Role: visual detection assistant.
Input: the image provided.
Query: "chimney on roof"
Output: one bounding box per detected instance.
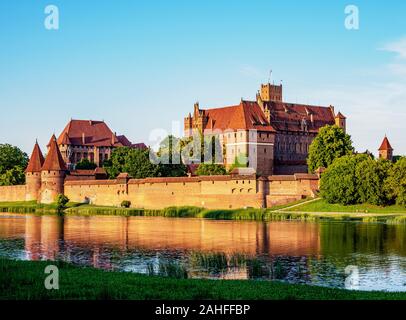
[112,132,116,145]
[82,132,85,145]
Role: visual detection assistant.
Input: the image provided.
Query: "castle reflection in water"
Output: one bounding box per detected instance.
[1,214,406,286]
[0,215,321,278]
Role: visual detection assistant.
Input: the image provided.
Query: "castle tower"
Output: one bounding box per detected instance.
[40,135,67,204]
[259,83,283,102]
[335,112,346,133]
[378,136,394,161]
[25,140,45,201]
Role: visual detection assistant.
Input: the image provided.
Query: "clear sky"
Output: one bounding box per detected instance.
[1,0,405,155]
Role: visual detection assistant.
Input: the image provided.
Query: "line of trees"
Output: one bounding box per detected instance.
[0,144,28,186]
[307,125,405,207]
[320,154,406,207]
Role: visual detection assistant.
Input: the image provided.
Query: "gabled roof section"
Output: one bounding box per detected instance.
[25,141,45,173]
[116,135,132,147]
[132,142,148,149]
[202,101,276,133]
[265,101,335,133]
[197,99,334,134]
[379,136,393,151]
[57,120,125,147]
[42,135,67,171]
[60,132,71,145]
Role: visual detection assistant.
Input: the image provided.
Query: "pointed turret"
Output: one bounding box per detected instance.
[42,135,67,171]
[379,136,394,161]
[25,140,45,173]
[379,136,393,152]
[39,135,67,204]
[335,111,346,133]
[25,140,45,202]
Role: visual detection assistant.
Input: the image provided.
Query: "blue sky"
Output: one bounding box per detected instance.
[1,0,405,155]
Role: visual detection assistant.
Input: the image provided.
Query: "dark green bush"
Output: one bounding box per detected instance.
[121,200,131,208]
[56,194,69,212]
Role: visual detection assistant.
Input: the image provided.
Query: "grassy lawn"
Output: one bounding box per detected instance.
[285,199,406,214]
[0,201,81,214]
[267,198,312,211]
[1,258,405,300]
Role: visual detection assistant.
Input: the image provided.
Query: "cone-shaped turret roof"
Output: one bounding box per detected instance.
[379,136,393,151]
[335,112,346,119]
[42,135,67,171]
[25,140,45,173]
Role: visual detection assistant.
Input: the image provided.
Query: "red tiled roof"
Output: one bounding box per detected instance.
[131,142,148,149]
[42,135,67,171]
[117,135,132,147]
[69,170,95,176]
[25,141,45,173]
[57,120,125,147]
[203,101,276,133]
[265,101,335,133]
[379,136,393,151]
[336,112,346,119]
[60,132,71,145]
[94,167,107,175]
[198,100,334,134]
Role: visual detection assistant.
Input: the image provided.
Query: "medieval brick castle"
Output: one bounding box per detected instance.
[0,82,396,209]
[57,119,146,169]
[185,83,346,175]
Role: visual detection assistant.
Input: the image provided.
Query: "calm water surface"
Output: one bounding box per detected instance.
[1,213,406,291]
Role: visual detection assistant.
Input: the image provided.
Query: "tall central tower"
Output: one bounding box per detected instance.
[259,83,283,102]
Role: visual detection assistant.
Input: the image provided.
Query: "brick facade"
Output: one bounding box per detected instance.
[185,83,346,174]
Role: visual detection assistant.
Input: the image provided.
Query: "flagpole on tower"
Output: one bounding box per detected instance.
[268,69,272,84]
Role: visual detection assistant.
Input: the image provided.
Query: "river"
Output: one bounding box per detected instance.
[1,213,406,291]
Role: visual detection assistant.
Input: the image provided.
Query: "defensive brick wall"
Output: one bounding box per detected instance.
[0,185,27,202]
[64,174,318,209]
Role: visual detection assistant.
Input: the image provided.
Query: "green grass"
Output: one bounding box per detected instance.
[0,201,58,214]
[0,201,82,214]
[1,258,405,300]
[267,198,312,211]
[2,200,406,223]
[285,199,406,214]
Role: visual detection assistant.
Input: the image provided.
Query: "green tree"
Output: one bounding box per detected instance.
[385,157,406,207]
[0,144,28,186]
[228,154,248,173]
[0,166,26,186]
[104,147,130,178]
[196,163,227,176]
[179,132,223,164]
[75,159,97,170]
[56,194,69,213]
[320,154,370,205]
[307,125,354,173]
[105,147,160,179]
[355,158,392,206]
[157,135,187,177]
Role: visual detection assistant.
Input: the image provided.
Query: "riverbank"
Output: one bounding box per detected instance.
[283,198,406,214]
[1,258,405,300]
[1,200,406,223]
